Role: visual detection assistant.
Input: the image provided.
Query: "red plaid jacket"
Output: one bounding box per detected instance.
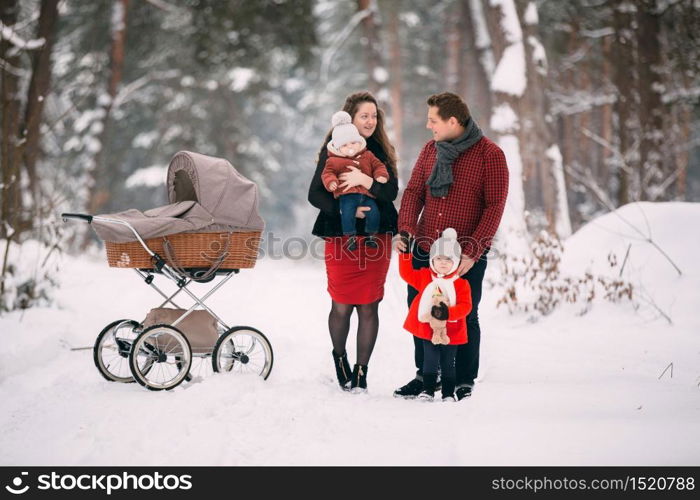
[398,136,509,260]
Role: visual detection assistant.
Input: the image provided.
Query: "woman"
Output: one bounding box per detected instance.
[308,91,399,392]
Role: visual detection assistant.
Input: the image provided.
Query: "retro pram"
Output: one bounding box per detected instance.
[62,151,272,391]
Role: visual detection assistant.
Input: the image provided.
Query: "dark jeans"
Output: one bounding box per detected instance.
[339,193,379,235]
[407,243,487,385]
[422,340,457,379]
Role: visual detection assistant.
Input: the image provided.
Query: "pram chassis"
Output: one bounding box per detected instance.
[63,213,273,391]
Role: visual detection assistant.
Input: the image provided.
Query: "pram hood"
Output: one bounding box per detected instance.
[92,151,265,243]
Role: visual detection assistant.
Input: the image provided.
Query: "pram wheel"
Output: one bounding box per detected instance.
[212,326,273,379]
[128,324,192,391]
[94,319,141,383]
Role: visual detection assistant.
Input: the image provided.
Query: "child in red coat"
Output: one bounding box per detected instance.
[397,228,472,401]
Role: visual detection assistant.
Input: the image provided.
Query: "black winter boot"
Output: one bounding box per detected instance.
[441,377,456,401]
[350,364,368,391]
[346,236,358,251]
[393,376,424,398]
[364,235,378,248]
[332,350,352,390]
[417,373,438,401]
[456,383,474,401]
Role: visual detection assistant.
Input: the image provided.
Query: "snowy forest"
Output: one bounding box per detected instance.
[2,0,700,468]
[1,0,699,312]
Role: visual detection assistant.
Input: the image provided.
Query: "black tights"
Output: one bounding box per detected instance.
[328,300,379,366]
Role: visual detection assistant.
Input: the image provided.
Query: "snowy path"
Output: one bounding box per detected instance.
[1,255,698,465]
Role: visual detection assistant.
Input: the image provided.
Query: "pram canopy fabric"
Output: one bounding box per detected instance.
[92,151,265,243]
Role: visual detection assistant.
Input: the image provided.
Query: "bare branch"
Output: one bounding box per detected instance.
[565,163,616,209]
[580,126,621,162]
[658,362,673,379]
[636,288,673,325]
[619,243,631,277]
[566,160,683,277]
[580,126,637,174]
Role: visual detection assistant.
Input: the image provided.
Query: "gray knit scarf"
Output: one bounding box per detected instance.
[426,117,483,197]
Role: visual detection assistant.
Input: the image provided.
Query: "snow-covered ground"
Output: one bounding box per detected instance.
[1,202,699,465]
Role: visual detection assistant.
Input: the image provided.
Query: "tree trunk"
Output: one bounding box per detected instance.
[482,0,528,250]
[22,0,60,206]
[86,0,129,216]
[0,0,22,240]
[611,1,636,205]
[357,0,384,96]
[517,0,570,237]
[445,1,461,92]
[636,1,664,201]
[462,0,493,135]
[673,105,690,200]
[385,0,404,176]
[600,34,614,191]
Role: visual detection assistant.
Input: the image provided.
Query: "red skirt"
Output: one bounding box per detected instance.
[324,234,393,305]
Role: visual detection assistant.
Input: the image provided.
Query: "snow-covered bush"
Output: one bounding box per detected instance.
[0,238,61,313]
[490,230,633,319]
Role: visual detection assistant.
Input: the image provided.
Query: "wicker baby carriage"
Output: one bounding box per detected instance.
[63,151,273,391]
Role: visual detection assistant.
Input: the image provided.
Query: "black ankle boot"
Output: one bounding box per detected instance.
[364,235,378,248]
[332,350,352,389]
[350,364,368,390]
[346,236,357,251]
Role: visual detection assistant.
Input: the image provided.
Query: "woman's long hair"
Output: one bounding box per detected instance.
[320,91,398,177]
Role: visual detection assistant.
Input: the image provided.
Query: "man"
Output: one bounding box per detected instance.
[394,92,509,401]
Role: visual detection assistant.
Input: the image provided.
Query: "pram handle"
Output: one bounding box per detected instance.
[61,213,93,223]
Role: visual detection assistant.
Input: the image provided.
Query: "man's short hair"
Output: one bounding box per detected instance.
[427,92,471,126]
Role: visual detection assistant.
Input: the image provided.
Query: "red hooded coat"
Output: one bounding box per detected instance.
[398,252,472,345]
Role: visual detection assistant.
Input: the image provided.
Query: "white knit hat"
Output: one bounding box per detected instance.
[330,111,366,151]
[429,228,461,275]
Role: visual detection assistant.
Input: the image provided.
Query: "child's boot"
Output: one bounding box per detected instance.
[417,372,438,401]
[441,377,456,402]
[346,235,357,251]
[364,235,378,248]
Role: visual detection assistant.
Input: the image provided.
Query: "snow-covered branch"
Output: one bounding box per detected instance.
[661,86,700,105]
[143,0,186,13]
[549,92,616,116]
[580,27,614,38]
[319,8,372,84]
[0,56,27,77]
[111,69,181,110]
[1,21,46,51]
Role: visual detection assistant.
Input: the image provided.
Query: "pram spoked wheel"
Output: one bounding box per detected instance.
[128,324,193,391]
[212,326,273,379]
[94,319,141,383]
